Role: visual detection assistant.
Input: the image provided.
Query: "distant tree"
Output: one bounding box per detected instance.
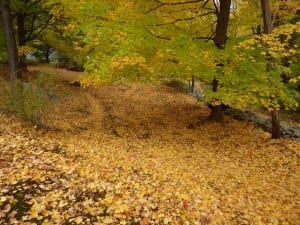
[230,0,300,139]
[0,18,8,64]
[11,0,59,69]
[261,0,279,138]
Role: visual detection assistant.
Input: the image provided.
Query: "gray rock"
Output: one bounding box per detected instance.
[224,108,300,140]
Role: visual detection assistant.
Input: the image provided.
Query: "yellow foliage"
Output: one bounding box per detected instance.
[111,53,146,71]
[18,46,34,56]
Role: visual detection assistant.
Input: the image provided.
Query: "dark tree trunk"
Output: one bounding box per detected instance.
[261,0,281,139]
[212,77,218,92]
[209,104,224,122]
[0,0,23,111]
[45,50,50,63]
[252,25,262,35]
[271,110,280,138]
[0,0,21,81]
[190,75,195,93]
[213,0,231,50]
[209,0,231,122]
[17,12,27,70]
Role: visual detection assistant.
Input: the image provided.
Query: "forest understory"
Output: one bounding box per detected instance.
[0,66,299,224]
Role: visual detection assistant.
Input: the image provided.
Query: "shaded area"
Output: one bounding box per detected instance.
[225,108,300,140]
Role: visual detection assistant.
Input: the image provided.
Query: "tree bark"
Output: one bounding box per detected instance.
[209,104,224,122]
[213,0,231,50]
[271,110,280,138]
[17,12,28,70]
[261,0,272,34]
[209,0,231,122]
[260,0,281,139]
[0,0,21,81]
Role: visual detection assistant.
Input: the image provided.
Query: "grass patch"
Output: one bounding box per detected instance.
[0,72,57,124]
[162,78,189,93]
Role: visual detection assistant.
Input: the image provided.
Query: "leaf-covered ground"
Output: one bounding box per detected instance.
[0,67,299,224]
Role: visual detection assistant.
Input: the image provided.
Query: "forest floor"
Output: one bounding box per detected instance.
[0,65,299,224]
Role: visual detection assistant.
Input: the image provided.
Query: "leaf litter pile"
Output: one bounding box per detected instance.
[0,68,299,224]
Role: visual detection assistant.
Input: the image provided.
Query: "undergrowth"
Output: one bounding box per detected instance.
[0,72,57,124]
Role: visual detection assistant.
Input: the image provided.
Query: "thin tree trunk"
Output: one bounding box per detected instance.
[271,110,280,138]
[261,0,281,139]
[45,50,50,63]
[261,0,272,34]
[209,0,231,122]
[17,12,28,70]
[191,75,195,93]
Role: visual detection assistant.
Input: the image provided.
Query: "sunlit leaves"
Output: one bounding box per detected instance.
[272,0,300,23]
[234,21,300,111]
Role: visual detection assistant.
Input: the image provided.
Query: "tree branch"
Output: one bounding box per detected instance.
[154,10,215,26]
[145,0,206,14]
[156,0,205,6]
[193,30,215,40]
[212,0,220,16]
[146,29,171,40]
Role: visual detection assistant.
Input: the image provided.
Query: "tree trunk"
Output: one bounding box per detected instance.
[261,0,272,34]
[213,0,231,50]
[0,0,21,81]
[17,12,28,70]
[190,75,195,93]
[271,110,280,138]
[209,0,231,121]
[261,0,281,139]
[45,49,50,63]
[1,0,23,112]
[209,105,224,122]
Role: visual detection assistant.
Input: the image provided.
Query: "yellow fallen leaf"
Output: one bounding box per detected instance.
[41,220,52,225]
[75,216,83,224]
[30,206,39,219]
[103,217,114,224]
[179,193,190,201]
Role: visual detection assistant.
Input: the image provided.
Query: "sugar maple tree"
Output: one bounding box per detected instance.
[232,0,300,138]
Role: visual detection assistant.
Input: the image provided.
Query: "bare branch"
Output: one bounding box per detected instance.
[169,7,198,13]
[145,3,165,14]
[154,10,215,26]
[146,29,171,40]
[31,15,53,39]
[212,0,219,15]
[193,36,211,40]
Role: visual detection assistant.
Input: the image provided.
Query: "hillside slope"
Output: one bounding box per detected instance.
[0,66,299,224]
